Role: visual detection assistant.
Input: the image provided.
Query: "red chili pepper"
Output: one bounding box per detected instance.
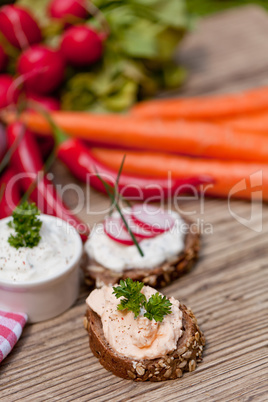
[56,137,212,200]
[35,133,55,160]
[0,166,21,219]
[6,121,89,241]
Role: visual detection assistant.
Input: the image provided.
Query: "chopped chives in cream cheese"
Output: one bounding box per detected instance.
[0,216,75,283]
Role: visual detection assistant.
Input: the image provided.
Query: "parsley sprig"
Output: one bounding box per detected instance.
[113,278,172,322]
[144,293,173,322]
[113,278,146,318]
[8,201,42,249]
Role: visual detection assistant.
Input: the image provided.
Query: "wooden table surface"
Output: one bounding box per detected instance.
[1,5,268,402]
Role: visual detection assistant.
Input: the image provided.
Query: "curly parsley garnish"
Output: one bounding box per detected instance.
[8,201,42,249]
[113,278,146,318]
[113,278,172,322]
[144,293,172,322]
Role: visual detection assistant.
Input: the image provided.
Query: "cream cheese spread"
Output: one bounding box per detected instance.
[85,211,185,272]
[0,216,75,283]
[86,285,183,360]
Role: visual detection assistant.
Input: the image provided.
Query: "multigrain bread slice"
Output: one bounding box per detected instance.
[82,217,200,289]
[84,303,205,382]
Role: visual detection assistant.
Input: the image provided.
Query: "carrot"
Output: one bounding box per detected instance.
[3,110,268,163]
[91,148,267,201]
[131,86,268,120]
[219,112,268,133]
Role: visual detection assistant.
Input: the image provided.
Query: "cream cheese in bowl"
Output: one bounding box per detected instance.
[0,216,76,284]
[0,215,83,323]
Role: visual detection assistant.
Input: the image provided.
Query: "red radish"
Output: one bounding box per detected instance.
[0,44,7,72]
[104,216,142,246]
[0,5,41,50]
[131,205,175,234]
[60,25,103,67]
[26,93,61,111]
[121,216,157,239]
[0,74,19,109]
[17,45,65,95]
[49,0,87,20]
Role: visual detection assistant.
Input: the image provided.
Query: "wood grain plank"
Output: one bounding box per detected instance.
[2,5,268,402]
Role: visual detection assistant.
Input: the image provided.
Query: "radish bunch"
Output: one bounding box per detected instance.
[0,5,42,50]
[49,0,88,21]
[0,74,19,109]
[104,206,175,246]
[0,45,7,72]
[0,0,104,109]
[60,25,102,67]
[0,0,188,112]
[17,45,65,95]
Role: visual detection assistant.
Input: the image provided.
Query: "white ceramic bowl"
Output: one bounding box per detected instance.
[0,215,83,323]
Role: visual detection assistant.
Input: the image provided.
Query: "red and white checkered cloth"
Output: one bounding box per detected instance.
[0,310,27,363]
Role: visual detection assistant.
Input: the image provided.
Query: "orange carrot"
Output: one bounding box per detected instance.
[219,112,268,133]
[92,148,268,201]
[131,86,268,120]
[3,110,268,163]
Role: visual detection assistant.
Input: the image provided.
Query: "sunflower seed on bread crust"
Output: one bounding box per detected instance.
[84,303,205,382]
[82,217,200,289]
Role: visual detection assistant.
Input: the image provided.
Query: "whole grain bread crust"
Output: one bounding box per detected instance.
[82,217,200,289]
[84,303,205,382]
